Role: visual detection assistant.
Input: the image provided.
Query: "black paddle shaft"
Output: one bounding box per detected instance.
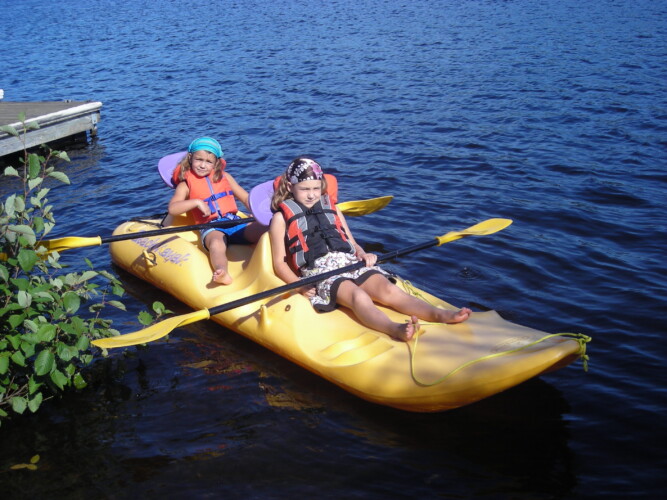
[208,237,440,316]
[99,217,255,244]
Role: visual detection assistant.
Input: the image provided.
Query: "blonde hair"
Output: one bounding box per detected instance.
[175,152,225,183]
[271,171,328,212]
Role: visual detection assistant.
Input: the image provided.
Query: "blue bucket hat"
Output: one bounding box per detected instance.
[188,137,224,158]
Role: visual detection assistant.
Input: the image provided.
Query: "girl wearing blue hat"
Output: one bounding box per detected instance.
[168,137,265,285]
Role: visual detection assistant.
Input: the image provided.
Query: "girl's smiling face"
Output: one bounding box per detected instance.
[290,179,322,208]
[190,150,218,177]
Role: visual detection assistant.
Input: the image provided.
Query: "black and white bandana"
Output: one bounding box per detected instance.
[286,158,324,184]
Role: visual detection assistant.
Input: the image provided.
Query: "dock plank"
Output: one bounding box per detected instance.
[0,101,102,157]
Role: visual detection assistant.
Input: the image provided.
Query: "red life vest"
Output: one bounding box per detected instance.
[273,173,338,206]
[184,170,238,224]
[279,195,354,270]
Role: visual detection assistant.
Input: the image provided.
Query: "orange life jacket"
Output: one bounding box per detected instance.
[279,195,354,270]
[273,173,338,206]
[184,170,238,224]
[172,159,227,187]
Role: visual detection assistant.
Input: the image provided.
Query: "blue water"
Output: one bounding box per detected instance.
[2,0,666,498]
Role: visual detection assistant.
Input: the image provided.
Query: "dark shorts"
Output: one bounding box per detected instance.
[200,215,251,250]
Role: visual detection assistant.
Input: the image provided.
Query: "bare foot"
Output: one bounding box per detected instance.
[389,315,420,342]
[212,268,233,285]
[439,307,472,324]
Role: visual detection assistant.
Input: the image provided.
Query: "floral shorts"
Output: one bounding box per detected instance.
[301,251,388,312]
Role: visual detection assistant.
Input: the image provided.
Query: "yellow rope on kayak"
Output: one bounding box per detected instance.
[394,277,592,386]
[397,278,438,306]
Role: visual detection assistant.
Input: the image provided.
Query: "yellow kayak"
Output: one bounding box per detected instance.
[106,213,588,412]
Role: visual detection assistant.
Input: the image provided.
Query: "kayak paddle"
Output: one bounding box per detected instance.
[92,218,512,349]
[38,194,393,254]
[40,217,252,253]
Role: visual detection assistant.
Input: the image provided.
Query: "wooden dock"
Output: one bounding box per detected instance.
[0,100,102,157]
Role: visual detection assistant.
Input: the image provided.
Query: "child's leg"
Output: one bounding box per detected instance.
[360,274,471,323]
[242,221,267,243]
[335,280,419,341]
[205,231,232,285]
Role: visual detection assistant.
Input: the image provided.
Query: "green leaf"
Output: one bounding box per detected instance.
[55,150,70,161]
[34,350,55,376]
[8,224,36,245]
[50,369,68,390]
[17,290,32,308]
[28,392,43,413]
[0,264,8,282]
[152,301,166,314]
[11,351,26,367]
[13,195,26,212]
[75,335,90,351]
[79,270,98,282]
[21,341,35,358]
[23,319,39,333]
[11,397,27,415]
[56,343,76,362]
[36,323,56,342]
[33,216,45,233]
[32,291,55,303]
[4,193,17,216]
[138,311,153,325]
[63,292,81,313]
[107,300,126,311]
[28,177,43,190]
[11,277,30,291]
[35,187,50,201]
[0,355,8,375]
[72,316,85,332]
[73,373,87,390]
[28,376,42,394]
[3,165,20,176]
[0,124,19,137]
[7,334,21,350]
[47,171,70,185]
[18,248,38,272]
[28,153,41,179]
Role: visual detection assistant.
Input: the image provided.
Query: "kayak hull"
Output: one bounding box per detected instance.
[110,217,583,412]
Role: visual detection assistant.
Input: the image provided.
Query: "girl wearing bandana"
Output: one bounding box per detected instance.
[269,157,471,341]
[168,137,265,285]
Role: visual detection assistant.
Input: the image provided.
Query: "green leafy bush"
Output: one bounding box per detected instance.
[0,117,165,424]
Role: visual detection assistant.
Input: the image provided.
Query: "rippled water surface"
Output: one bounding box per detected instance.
[1,0,666,498]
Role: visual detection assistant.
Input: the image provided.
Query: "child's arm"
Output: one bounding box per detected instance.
[225,172,251,210]
[269,212,316,296]
[337,208,378,267]
[168,182,210,217]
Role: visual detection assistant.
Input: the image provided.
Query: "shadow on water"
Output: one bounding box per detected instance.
[0,267,576,499]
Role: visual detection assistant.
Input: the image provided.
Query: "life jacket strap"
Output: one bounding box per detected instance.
[205,177,233,218]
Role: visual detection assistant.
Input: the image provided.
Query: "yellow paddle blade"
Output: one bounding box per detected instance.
[91,309,211,348]
[437,218,513,245]
[42,236,103,253]
[338,196,393,217]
